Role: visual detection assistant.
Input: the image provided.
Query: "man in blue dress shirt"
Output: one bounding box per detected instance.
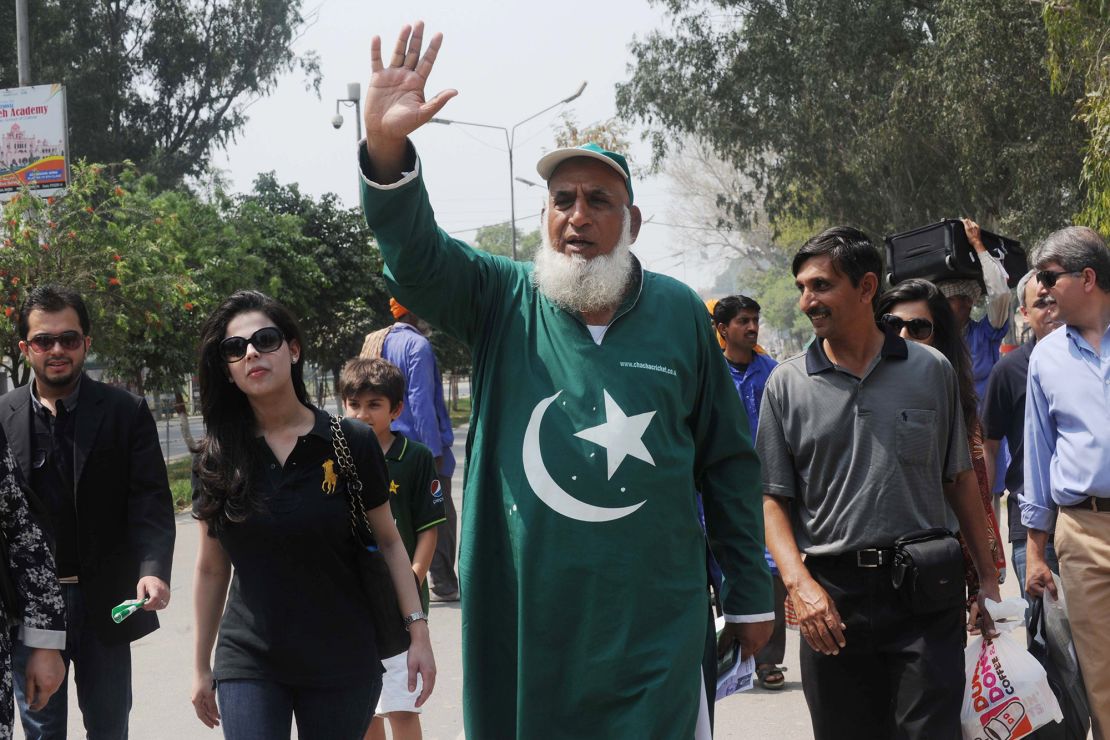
[1021,225,1110,738]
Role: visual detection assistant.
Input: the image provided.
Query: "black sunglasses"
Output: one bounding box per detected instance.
[27,331,84,353]
[1036,269,1083,289]
[881,314,934,341]
[219,327,285,363]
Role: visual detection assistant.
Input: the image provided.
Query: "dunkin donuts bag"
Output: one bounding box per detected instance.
[961,598,1063,740]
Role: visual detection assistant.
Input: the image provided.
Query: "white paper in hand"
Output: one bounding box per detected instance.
[715,654,755,701]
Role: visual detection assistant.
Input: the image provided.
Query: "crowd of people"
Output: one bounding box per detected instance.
[0,18,1105,740]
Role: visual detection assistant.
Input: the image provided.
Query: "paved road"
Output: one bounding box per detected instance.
[17,422,1025,739]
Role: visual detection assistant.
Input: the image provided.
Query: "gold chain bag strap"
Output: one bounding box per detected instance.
[328,415,411,659]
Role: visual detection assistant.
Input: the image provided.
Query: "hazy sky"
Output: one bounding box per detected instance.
[215,0,723,291]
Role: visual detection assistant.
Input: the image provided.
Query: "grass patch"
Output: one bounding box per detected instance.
[166,456,193,511]
[448,395,471,428]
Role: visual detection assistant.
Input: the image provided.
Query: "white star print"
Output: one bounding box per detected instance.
[574,390,656,480]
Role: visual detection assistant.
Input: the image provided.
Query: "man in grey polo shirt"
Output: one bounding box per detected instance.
[758,226,1002,739]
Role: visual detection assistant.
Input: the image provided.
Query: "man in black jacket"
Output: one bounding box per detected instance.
[1,286,175,740]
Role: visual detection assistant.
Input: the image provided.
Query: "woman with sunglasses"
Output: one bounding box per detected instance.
[875,279,1007,620]
[189,290,435,739]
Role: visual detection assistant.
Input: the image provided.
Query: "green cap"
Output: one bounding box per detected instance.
[536,143,634,204]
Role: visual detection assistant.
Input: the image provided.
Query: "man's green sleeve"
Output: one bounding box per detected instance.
[358,141,514,346]
[691,294,774,618]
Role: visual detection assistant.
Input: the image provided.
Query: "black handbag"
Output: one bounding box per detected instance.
[329,416,411,660]
[1027,597,1091,739]
[890,528,965,614]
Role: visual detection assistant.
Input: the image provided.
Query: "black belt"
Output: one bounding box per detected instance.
[1064,496,1110,513]
[806,547,896,569]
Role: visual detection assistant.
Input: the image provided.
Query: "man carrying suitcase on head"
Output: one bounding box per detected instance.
[937,219,1013,405]
[936,218,1014,518]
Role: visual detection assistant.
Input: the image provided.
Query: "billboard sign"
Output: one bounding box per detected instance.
[0,84,69,202]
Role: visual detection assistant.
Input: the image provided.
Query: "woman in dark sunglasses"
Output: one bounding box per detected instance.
[189,290,435,739]
[876,280,1007,620]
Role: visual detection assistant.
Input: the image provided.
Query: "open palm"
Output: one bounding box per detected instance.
[365,23,457,143]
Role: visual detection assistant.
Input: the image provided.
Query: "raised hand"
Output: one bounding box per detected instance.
[961,217,986,253]
[365,22,457,152]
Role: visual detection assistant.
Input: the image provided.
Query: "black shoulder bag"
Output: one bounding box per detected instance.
[329,416,411,660]
[891,528,965,614]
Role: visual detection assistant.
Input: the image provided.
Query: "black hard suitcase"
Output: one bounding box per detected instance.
[980,228,1028,287]
[885,219,1027,288]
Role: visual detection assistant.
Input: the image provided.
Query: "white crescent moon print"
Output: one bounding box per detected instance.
[522,391,647,523]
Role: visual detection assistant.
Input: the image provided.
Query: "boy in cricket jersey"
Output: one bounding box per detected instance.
[340,357,445,740]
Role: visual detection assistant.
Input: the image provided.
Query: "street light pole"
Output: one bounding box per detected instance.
[430,81,586,260]
[15,0,32,86]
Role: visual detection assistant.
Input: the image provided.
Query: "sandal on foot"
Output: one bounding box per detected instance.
[756,664,786,690]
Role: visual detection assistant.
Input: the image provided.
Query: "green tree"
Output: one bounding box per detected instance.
[0,162,202,390]
[1041,1,1110,231]
[474,222,541,262]
[0,0,320,186]
[242,174,391,401]
[619,0,1086,243]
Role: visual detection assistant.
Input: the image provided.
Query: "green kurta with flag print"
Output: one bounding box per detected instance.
[360,146,772,739]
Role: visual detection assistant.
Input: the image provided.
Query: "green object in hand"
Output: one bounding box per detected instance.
[111,598,147,624]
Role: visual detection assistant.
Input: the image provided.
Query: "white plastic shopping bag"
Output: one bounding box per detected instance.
[961,598,1064,740]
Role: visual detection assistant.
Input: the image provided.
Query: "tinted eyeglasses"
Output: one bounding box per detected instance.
[1035,269,1083,289]
[881,314,934,341]
[219,327,285,363]
[27,331,85,353]
[1030,296,1056,311]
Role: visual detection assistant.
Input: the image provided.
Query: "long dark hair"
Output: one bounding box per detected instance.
[875,279,978,431]
[193,290,311,532]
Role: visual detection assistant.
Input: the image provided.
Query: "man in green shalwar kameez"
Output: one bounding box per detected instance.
[357,23,774,739]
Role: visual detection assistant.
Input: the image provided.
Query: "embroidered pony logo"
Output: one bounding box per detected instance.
[321,459,338,494]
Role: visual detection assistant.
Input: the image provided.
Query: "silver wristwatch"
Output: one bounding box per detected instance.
[402,610,428,630]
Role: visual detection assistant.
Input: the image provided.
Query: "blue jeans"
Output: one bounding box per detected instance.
[13,583,133,740]
[216,676,382,740]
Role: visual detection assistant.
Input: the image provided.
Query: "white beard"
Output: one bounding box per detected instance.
[532,208,635,315]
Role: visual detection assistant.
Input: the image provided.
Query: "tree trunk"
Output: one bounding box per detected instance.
[6,353,31,386]
[173,388,200,453]
[331,367,342,414]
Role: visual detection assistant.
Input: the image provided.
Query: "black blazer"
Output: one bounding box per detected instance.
[0,375,176,644]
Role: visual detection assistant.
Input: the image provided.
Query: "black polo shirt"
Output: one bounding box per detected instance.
[982,341,1035,542]
[757,332,971,555]
[198,408,390,686]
